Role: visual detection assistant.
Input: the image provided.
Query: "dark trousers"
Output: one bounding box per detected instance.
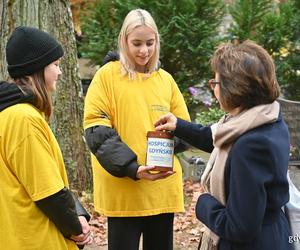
[107,213,174,250]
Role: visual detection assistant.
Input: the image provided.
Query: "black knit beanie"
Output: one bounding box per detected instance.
[6,26,64,78]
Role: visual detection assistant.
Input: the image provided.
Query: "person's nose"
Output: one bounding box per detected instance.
[139,44,148,54]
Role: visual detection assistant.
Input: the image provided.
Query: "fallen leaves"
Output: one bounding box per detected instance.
[174,180,202,248]
[81,180,202,248]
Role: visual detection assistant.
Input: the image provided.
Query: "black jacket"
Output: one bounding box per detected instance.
[0,81,35,112]
[175,117,292,250]
[0,81,90,239]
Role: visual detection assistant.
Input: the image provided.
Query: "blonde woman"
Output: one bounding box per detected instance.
[84,9,190,250]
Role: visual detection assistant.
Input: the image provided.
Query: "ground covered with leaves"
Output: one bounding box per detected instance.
[82,180,202,250]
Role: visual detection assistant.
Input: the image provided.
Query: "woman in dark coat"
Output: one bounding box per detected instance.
[155,40,293,250]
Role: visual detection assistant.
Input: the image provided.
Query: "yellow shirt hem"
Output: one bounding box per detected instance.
[95,206,185,217]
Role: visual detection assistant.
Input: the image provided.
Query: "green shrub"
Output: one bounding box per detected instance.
[79,0,225,106]
[228,0,300,100]
[195,102,225,126]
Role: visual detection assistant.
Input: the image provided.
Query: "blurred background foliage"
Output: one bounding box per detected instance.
[78,0,300,122]
[228,0,300,101]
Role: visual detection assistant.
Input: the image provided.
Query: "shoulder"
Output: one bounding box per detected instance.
[232,126,274,159]
[6,103,48,130]
[96,61,120,76]
[1,104,50,148]
[6,103,44,119]
[157,68,174,79]
[236,126,270,145]
[155,68,178,88]
[234,120,288,150]
[91,61,120,86]
[231,122,289,171]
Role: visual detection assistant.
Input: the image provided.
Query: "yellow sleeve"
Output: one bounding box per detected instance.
[8,121,65,201]
[169,76,191,122]
[83,65,114,129]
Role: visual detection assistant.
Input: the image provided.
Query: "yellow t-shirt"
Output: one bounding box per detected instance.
[84,61,190,216]
[0,103,78,250]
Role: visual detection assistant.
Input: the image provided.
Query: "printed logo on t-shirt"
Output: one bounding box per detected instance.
[151,104,168,113]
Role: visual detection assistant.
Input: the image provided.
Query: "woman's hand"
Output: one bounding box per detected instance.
[154,113,177,132]
[70,216,93,246]
[136,165,175,181]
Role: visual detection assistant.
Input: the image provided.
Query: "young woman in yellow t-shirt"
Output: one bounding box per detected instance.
[0,26,91,250]
[84,9,190,250]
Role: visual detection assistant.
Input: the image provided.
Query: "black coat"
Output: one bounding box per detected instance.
[174,115,293,250]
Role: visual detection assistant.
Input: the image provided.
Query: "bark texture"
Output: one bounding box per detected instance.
[0,0,92,191]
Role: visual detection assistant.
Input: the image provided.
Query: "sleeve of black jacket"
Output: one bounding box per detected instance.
[35,188,82,238]
[71,192,91,222]
[85,125,139,180]
[102,50,119,65]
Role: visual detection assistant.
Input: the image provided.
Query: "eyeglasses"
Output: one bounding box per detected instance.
[208,79,220,90]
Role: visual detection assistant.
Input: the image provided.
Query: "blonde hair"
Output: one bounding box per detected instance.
[118,9,160,79]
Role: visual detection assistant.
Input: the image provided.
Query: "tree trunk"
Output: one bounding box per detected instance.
[0,0,92,191]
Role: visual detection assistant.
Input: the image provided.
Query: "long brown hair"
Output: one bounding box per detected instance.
[14,69,52,120]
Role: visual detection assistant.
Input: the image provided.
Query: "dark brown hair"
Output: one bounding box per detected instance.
[210,40,280,111]
[14,69,52,120]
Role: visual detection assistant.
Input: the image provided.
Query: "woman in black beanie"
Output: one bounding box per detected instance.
[0,26,91,250]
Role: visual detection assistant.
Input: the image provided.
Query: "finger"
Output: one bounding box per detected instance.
[87,234,94,244]
[154,124,167,131]
[74,233,89,242]
[166,170,176,175]
[81,231,91,241]
[76,238,89,246]
[138,168,175,180]
[153,120,162,127]
[141,165,156,171]
[137,166,156,179]
[70,233,83,241]
[75,232,92,245]
[154,116,167,127]
[81,223,89,233]
[82,232,93,245]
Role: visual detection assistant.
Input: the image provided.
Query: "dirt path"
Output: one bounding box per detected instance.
[84,244,197,250]
[84,240,198,250]
[82,181,201,250]
[82,165,300,250]
[85,244,105,250]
